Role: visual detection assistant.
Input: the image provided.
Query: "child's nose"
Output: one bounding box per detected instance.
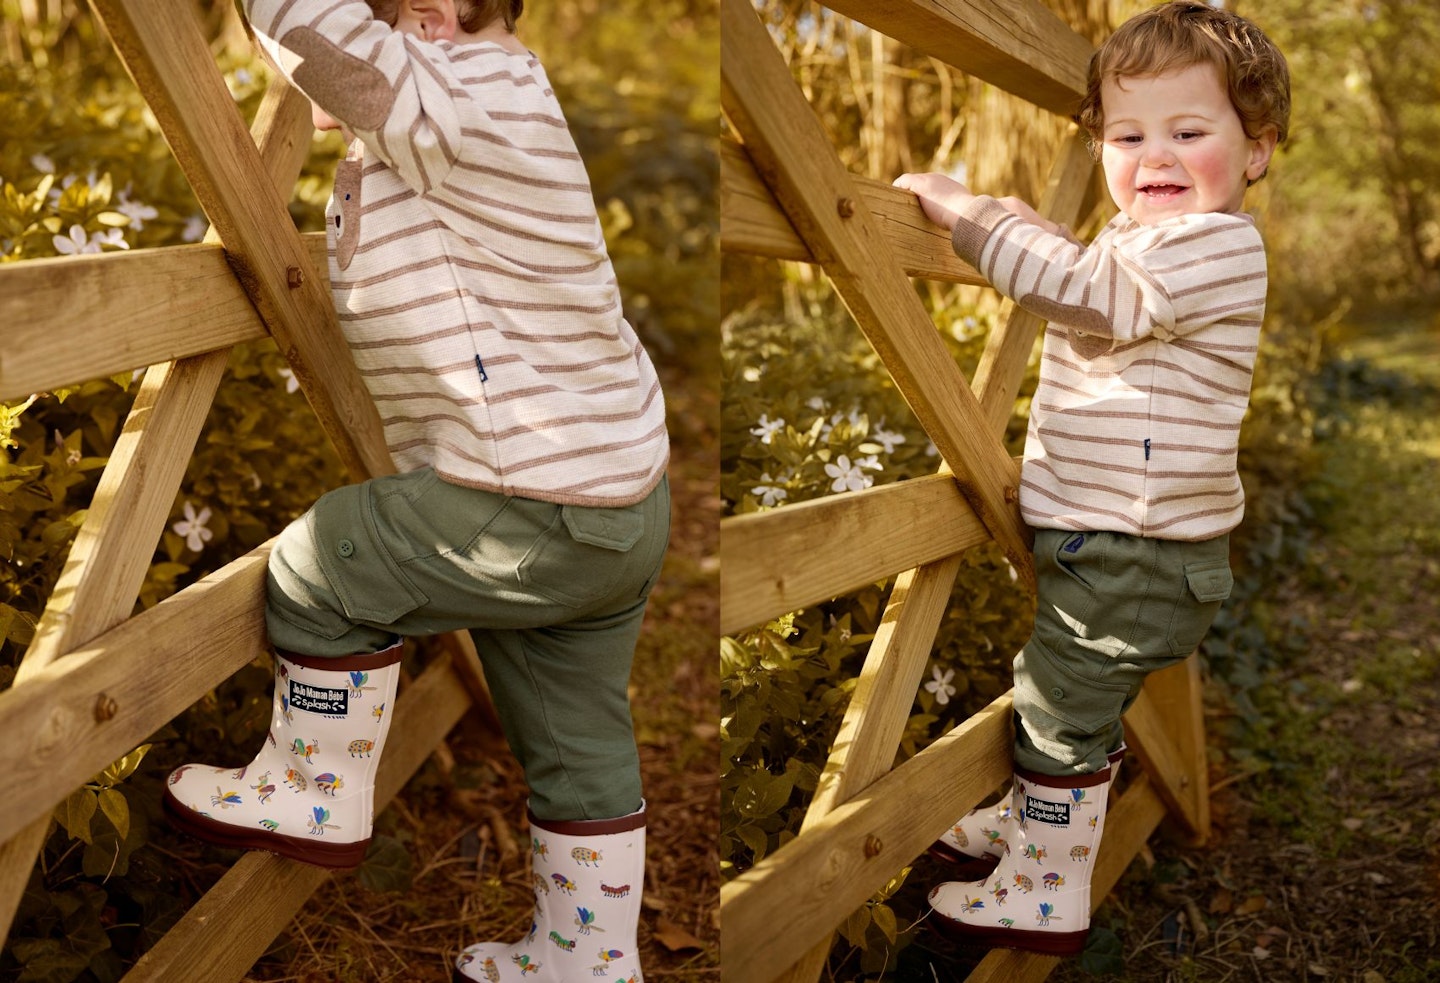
[1140,142,1176,167]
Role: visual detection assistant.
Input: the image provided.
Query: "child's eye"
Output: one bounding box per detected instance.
[1175,130,1204,141]
[1112,134,1142,145]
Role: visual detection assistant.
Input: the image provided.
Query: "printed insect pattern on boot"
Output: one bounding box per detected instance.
[211,788,242,809]
[948,823,969,848]
[289,738,320,763]
[552,874,577,895]
[600,883,630,899]
[998,917,1015,928]
[280,694,294,724]
[1069,787,1093,808]
[1013,873,1034,893]
[1020,843,1047,862]
[572,847,603,867]
[548,930,576,952]
[283,766,308,792]
[347,739,375,758]
[307,806,341,836]
[989,880,1009,907]
[1042,872,1065,891]
[575,907,605,934]
[533,872,550,895]
[258,818,280,831]
[372,702,385,721]
[596,948,625,967]
[511,953,541,975]
[250,771,276,804]
[314,773,344,796]
[533,837,548,859]
[480,956,500,982]
[348,671,376,699]
[168,765,192,786]
[1070,845,1092,861]
[1036,901,1061,927]
[231,766,248,781]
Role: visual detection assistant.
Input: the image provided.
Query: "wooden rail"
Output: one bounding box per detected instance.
[0,0,497,970]
[718,1,1211,980]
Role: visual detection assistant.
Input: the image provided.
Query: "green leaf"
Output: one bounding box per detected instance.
[95,743,150,787]
[731,770,794,820]
[838,904,870,947]
[357,834,413,893]
[55,789,97,844]
[871,903,898,944]
[1078,926,1125,975]
[96,789,129,842]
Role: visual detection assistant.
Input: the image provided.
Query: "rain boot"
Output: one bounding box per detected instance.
[928,764,1112,956]
[454,806,646,982]
[163,641,403,868]
[929,745,1124,878]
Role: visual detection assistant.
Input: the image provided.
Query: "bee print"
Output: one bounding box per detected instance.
[210,788,242,809]
[314,773,344,796]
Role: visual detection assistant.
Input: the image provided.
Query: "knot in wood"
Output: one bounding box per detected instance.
[94,693,118,723]
[286,266,305,289]
[863,834,883,859]
[836,196,856,219]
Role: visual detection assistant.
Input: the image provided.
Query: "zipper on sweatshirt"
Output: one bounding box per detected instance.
[1144,437,1151,461]
[474,354,488,383]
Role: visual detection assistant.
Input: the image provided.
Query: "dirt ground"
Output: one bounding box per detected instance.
[241,362,720,982]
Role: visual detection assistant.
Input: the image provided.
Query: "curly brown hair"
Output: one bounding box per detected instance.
[364,0,524,33]
[1075,1,1290,179]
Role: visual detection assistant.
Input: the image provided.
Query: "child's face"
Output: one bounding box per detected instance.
[1099,62,1275,226]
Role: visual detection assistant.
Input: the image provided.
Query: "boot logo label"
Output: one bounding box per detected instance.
[290,680,349,716]
[1025,796,1070,827]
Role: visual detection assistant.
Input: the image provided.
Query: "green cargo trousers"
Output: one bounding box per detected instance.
[263,467,671,822]
[1013,528,1233,776]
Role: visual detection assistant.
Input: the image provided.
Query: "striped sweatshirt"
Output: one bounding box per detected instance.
[951,196,1267,541]
[245,1,668,506]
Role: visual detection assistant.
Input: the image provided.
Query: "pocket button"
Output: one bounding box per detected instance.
[1050,687,1065,700]
[337,539,355,559]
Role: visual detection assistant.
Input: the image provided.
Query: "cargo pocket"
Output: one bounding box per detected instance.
[312,483,429,628]
[1044,530,1098,635]
[1166,558,1233,657]
[518,502,646,608]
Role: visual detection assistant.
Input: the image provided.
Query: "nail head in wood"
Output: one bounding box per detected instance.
[94,694,118,722]
[863,834,882,858]
[837,196,856,218]
[286,266,305,288]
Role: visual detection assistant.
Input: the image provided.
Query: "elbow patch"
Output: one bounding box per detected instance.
[282,27,394,132]
[1019,294,1114,359]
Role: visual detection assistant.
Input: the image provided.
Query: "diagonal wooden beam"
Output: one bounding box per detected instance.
[89,0,392,483]
[822,0,1092,116]
[722,0,1035,592]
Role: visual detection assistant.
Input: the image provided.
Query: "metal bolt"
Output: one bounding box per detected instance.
[863,834,882,858]
[837,196,856,218]
[94,694,118,722]
[286,266,305,288]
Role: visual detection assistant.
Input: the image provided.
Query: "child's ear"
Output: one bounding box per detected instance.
[403,0,459,41]
[1245,125,1279,183]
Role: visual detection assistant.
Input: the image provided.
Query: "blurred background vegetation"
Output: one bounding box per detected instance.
[0,0,716,979]
[721,0,1439,978]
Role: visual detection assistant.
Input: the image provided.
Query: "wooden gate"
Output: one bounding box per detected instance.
[719,0,1211,979]
[0,2,498,977]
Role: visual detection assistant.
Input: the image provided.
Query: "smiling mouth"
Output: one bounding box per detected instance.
[1139,183,1188,198]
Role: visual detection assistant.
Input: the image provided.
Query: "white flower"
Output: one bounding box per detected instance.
[182,213,208,242]
[824,454,872,494]
[856,454,883,472]
[94,227,129,250]
[924,665,957,706]
[806,396,827,412]
[750,473,788,508]
[172,501,214,552]
[52,224,99,255]
[116,190,159,230]
[872,422,906,454]
[234,67,253,85]
[277,367,301,394]
[749,413,785,445]
[30,153,55,174]
[925,440,939,458]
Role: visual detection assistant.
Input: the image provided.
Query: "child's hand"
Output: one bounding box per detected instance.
[892,172,975,230]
